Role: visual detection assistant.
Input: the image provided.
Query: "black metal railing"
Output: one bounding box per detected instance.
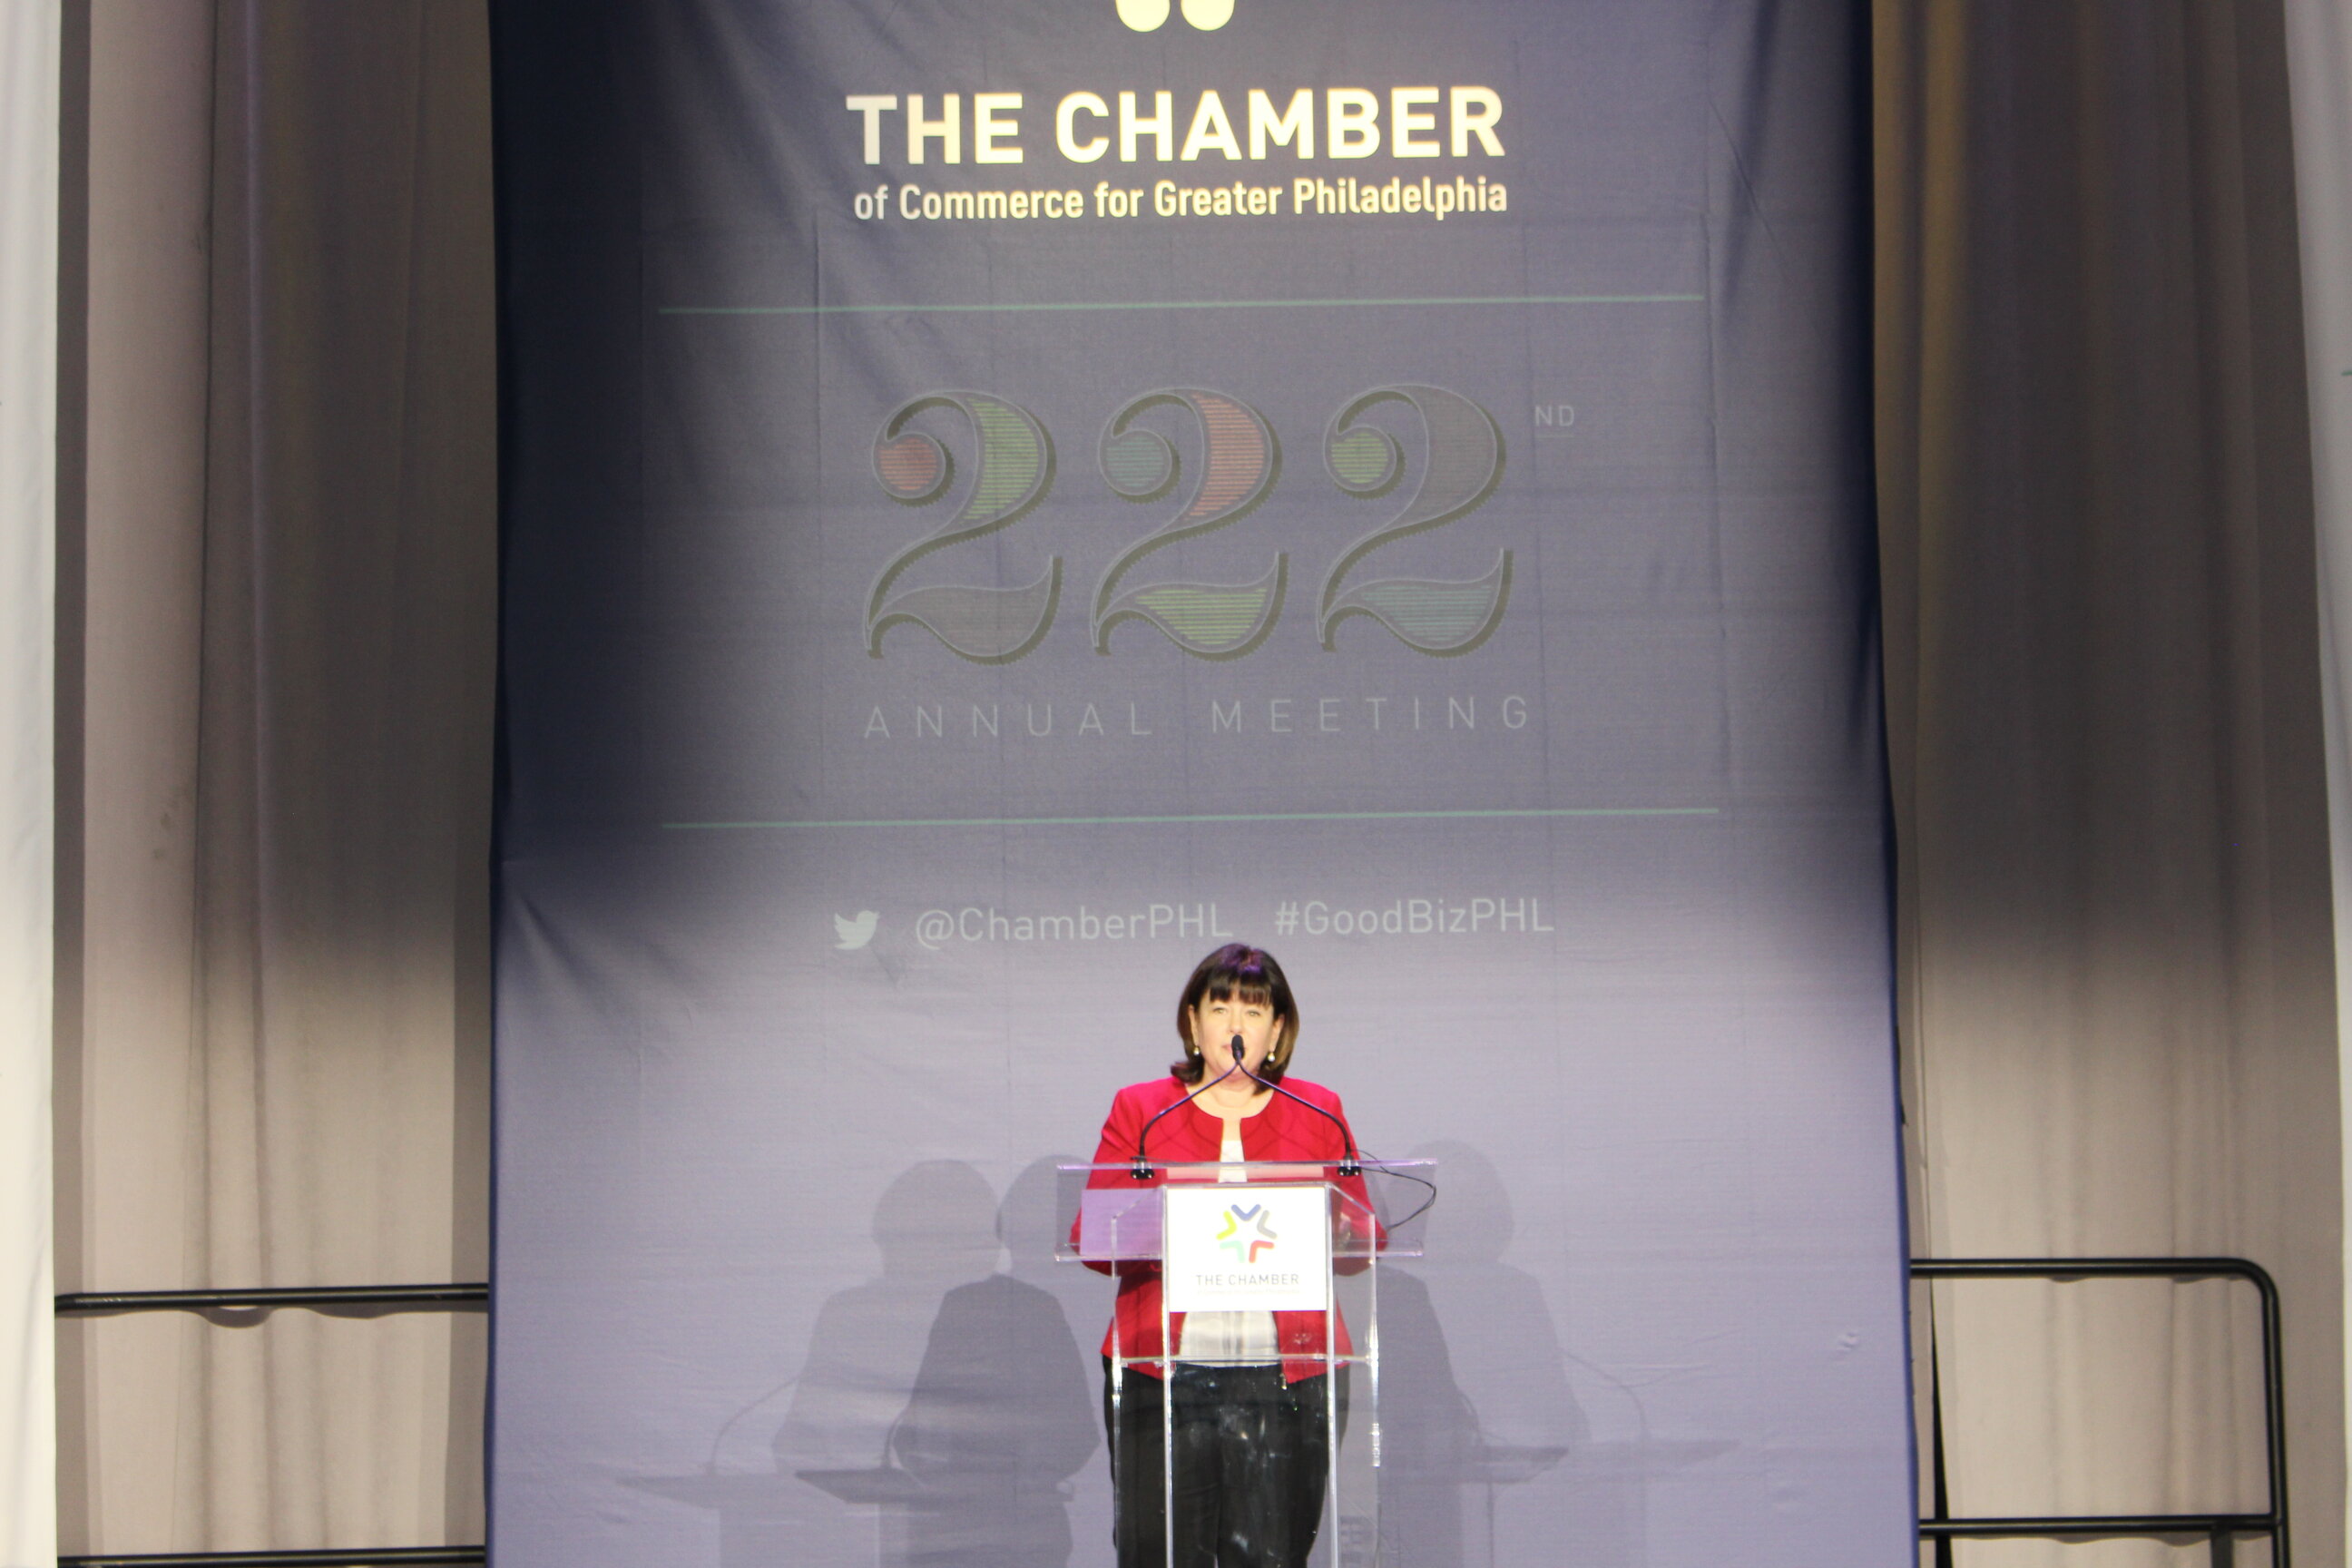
[54,1283,490,1568]
[58,1263,2288,1567]
[1911,1259,2287,1568]
[55,1284,488,1316]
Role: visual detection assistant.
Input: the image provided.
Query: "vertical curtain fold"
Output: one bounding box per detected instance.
[1876,1,2343,1563]
[57,0,495,1553]
[0,1,59,1563]
[2278,5,2352,1555]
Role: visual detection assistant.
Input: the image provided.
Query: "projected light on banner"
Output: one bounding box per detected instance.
[488,1,1911,1565]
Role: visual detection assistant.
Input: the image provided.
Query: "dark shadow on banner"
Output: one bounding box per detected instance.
[632,1159,1099,1568]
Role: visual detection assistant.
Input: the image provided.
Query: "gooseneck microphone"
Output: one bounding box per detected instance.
[1130,1050,1244,1178]
[1231,1032,1361,1176]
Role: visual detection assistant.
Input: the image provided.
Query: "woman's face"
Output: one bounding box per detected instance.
[1190,990,1283,1080]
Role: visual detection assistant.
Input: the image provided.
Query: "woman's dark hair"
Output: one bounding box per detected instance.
[1171,943,1299,1084]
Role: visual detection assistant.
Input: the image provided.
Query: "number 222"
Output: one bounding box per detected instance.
[866,385,1509,662]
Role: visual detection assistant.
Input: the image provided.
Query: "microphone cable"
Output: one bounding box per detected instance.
[1228,1036,1439,1228]
[1356,1157,1437,1230]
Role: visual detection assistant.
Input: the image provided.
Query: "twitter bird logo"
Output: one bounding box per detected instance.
[833,911,880,950]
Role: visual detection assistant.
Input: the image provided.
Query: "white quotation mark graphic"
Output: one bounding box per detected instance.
[833,911,880,950]
[1116,0,1234,30]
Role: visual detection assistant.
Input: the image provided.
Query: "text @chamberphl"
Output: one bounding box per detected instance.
[889,897,1557,952]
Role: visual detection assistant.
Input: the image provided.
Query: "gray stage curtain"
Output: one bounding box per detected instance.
[2284,0,2352,1557]
[2,2,59,1561]
[53,1,494,1554]
[1875,2,2344,1563]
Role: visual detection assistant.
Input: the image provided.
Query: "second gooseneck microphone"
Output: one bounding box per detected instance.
[1230,1032,1361,1176]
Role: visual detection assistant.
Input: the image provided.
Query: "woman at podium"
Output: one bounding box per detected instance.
[1083,943,1374,1568]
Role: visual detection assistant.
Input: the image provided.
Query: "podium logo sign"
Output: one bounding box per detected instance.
[1163,1183,1330,1312]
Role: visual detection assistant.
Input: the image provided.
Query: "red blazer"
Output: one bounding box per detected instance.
[1083,1074,1377,1384]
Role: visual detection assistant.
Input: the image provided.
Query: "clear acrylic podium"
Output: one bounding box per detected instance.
[1058,1158,1433,1568]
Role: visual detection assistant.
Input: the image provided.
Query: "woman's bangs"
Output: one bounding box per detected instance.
[1203,971,1276,1010]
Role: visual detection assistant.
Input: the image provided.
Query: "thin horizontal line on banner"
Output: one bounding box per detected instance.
[657,293,1705,316]
[662,808,1720,829]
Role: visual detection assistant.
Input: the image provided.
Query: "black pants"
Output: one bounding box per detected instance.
[1104,1358,1346,1568]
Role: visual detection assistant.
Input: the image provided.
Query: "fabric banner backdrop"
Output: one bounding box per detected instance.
[489,2,1907,1564]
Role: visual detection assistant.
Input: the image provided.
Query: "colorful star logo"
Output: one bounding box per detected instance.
[1216,1201,1278,1264]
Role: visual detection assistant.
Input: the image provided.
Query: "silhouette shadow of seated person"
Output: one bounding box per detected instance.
[777,1161,1002,1483]
[886,1159,1099,1568]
